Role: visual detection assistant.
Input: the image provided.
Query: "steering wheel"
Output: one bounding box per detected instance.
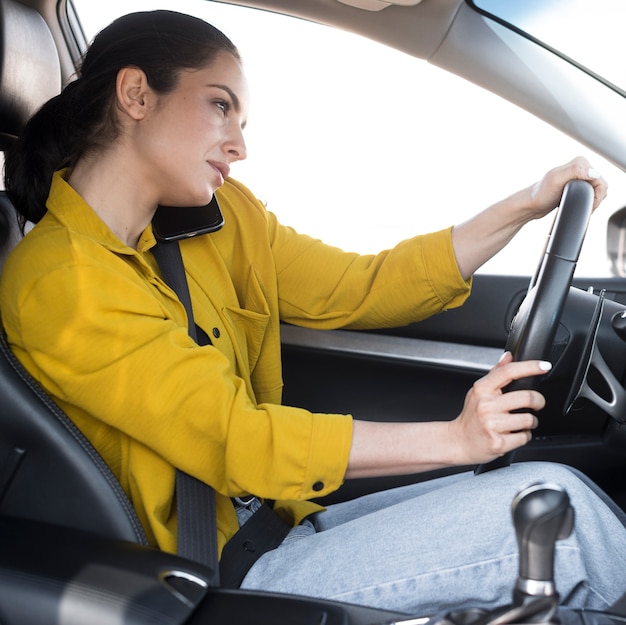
[475,179,594,474]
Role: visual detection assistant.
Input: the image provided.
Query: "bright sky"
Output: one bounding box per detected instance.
[73,0,626,277]
[478,0,626,92]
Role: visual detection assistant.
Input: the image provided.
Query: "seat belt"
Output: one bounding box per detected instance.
[151,240,220,584]
[153,237,291,589]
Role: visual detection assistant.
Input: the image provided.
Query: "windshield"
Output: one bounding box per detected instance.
[470,0,626,95]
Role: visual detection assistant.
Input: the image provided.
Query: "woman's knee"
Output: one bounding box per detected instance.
[476,462,592,508]
[498,461,617,516]
[496,461,581,488]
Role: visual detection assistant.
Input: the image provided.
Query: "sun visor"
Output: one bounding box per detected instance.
[337,0,422,12]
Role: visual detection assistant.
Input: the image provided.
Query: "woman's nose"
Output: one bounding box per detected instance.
[226,127,247,162]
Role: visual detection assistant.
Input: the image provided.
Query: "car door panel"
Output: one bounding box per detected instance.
[281,273,626,506]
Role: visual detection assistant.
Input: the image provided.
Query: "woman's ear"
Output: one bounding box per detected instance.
[116,67,151,121]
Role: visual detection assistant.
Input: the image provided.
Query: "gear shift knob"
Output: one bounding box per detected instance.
[511,482,574,606]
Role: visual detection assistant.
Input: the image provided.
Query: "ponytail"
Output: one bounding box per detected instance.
[4,81,92,229]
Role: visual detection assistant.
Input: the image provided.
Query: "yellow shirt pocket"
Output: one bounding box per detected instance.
[223,266,271,377]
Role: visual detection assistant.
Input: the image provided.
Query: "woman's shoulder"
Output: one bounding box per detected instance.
[0,210,127,299]
[0,216,73,326]
[2,216,69,278]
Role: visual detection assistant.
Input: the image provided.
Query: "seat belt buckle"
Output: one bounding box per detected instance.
[233,495,258,508]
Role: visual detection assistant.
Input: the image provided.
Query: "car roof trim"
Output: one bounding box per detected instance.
[430,2,626,173]
[209,0,464,60]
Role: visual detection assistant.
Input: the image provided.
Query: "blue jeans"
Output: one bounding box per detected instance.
[240,462,626,615]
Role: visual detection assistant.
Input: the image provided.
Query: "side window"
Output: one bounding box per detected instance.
[71,0,623,276]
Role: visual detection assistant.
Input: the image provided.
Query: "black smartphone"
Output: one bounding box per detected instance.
[152,195,224,242]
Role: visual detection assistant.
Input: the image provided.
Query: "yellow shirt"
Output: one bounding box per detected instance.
[0,171,471,555]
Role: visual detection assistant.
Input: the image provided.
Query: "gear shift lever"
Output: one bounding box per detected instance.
[511,483,574,610]
[416,483,579,625]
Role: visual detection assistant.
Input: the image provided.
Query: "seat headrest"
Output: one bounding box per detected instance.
[0,0,62,141]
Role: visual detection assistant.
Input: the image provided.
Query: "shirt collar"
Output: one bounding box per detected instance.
[46,169,157,254]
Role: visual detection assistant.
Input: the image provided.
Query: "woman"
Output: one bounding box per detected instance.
[1,9,625,615]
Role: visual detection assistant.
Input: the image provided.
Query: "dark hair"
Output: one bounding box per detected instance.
[4,10,240,229]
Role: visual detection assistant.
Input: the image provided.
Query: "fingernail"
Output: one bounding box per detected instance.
[588,168,601,179]
[538,361,552,371]
[498,351,511,363]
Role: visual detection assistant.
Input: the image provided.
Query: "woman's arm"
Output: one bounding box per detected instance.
[451,157,607,280]
[346,353,549,478]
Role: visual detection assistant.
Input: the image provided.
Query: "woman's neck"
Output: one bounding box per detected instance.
[68,155,157,249]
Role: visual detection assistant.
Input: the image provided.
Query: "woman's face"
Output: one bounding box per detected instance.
[133,51,249,208]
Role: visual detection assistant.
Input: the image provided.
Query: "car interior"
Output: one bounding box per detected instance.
[1,0,626,624]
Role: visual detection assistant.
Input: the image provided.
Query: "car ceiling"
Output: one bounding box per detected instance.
[19,0,626,173]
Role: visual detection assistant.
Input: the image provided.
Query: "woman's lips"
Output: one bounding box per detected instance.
[209,161,230,185]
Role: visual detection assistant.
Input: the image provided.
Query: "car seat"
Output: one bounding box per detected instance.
[0,0,149,546]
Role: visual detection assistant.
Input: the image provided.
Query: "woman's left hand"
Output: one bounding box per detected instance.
[527,155,608,219]
[452,155,607,280]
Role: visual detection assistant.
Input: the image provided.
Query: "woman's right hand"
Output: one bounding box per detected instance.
[346,352,552,479]
[447,352,550,465]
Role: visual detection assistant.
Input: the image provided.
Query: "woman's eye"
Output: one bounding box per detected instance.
[215,100,230,115]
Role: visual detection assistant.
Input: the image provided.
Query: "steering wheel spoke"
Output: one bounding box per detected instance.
[565,293,626,424]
